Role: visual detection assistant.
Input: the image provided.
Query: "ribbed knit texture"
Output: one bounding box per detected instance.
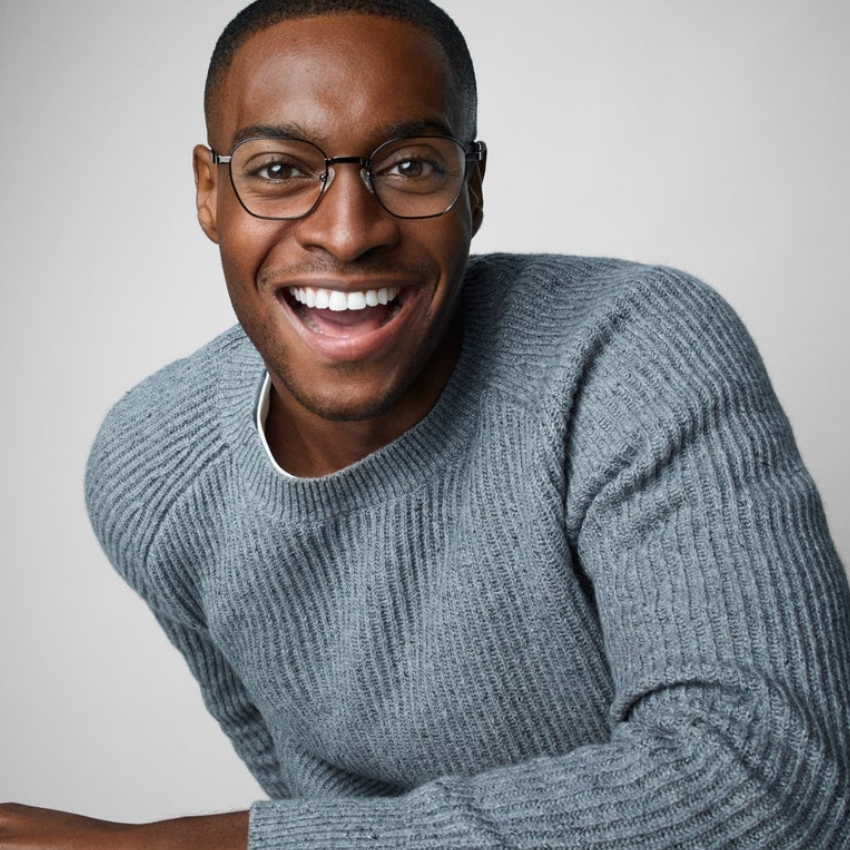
[85,255,850,848]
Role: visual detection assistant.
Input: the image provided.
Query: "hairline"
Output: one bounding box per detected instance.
[204,4,477,147]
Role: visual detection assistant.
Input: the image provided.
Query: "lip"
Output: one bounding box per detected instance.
[271,277,424,363]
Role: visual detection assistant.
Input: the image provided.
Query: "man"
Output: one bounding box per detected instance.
[2,0,849,847]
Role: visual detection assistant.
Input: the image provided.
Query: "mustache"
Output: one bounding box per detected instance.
[258,258,436,287]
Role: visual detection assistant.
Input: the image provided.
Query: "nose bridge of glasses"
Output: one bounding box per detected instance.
[324,155,375,197]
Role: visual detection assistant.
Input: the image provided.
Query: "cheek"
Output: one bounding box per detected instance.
[434,215,473,287]
[217,213,286,300]
[440,190,476,255]
[218,232,276,340]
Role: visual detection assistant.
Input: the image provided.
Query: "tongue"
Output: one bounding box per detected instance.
[301,304,392,338]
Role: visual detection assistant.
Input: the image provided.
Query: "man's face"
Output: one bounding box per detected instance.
[195,15,483,426]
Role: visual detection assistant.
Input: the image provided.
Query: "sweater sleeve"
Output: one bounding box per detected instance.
[245,269,850,848]
[151,610,289,799]
[84,353,287,799]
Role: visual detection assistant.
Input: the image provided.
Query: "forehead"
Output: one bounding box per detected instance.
[212,14,459,150]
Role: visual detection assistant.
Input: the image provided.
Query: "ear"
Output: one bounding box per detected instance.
[193,144,220,244]
[467,148,486,236]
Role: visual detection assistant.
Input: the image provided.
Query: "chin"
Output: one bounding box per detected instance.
[285,376,412,424]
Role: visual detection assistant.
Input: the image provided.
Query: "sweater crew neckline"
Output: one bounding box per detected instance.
[215,291,487,523]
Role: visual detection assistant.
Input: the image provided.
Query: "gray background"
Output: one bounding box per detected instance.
[1,0,847,820]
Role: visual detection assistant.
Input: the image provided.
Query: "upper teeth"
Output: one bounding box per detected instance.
[290,286,400,311]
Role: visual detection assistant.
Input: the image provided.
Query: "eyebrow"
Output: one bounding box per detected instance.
[231,122,312,147]
[382,119,456,139]
[229,118,458,151]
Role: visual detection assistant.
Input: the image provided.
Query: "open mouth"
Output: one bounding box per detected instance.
[283,285,404,338]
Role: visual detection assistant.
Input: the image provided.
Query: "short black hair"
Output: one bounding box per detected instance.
[204,0,477,142]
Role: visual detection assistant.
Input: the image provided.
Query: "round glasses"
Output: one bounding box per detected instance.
[211,135,486,221]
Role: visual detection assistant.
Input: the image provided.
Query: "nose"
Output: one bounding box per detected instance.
[293,160,399,262]
[322,160,377,201]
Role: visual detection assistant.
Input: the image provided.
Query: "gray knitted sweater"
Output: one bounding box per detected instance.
[86,254,850,848]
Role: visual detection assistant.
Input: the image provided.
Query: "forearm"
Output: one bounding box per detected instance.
[0,804,249,850]
[139,810,249,850]
[243,683,848,849]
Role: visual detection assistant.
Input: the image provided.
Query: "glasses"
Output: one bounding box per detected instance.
[210,135,486,221]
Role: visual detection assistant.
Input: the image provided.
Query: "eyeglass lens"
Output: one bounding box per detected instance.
[228,136,469,220]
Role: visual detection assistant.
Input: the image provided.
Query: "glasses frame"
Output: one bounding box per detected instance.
[210,135,487,221]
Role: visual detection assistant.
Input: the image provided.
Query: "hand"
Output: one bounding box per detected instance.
[0,803,249,850]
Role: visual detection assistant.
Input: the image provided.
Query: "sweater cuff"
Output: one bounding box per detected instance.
[248,787,469,850]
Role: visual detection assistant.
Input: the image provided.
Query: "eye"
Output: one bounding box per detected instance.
[383,152,448,180]
[229,139,327,213]
[387,158,439,179]
[247,157,307,183]
[236,146,325,186]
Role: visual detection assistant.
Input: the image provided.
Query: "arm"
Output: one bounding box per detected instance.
[150,611,289,800]
[0,804,248,850]
[83,378,288,800]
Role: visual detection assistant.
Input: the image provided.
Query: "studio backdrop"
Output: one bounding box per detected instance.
[1,0,847,820]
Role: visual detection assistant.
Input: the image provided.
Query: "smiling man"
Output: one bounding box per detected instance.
[196,10,482,477]
[2,0,849,848]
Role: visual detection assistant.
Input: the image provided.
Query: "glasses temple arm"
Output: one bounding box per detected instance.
[467,140,487,162]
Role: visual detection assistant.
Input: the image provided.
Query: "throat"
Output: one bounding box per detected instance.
[265,399,397,478]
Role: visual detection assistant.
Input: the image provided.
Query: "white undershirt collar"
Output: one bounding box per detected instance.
[256,373,298,479]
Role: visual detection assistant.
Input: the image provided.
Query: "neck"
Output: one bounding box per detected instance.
[265,317,463,478]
